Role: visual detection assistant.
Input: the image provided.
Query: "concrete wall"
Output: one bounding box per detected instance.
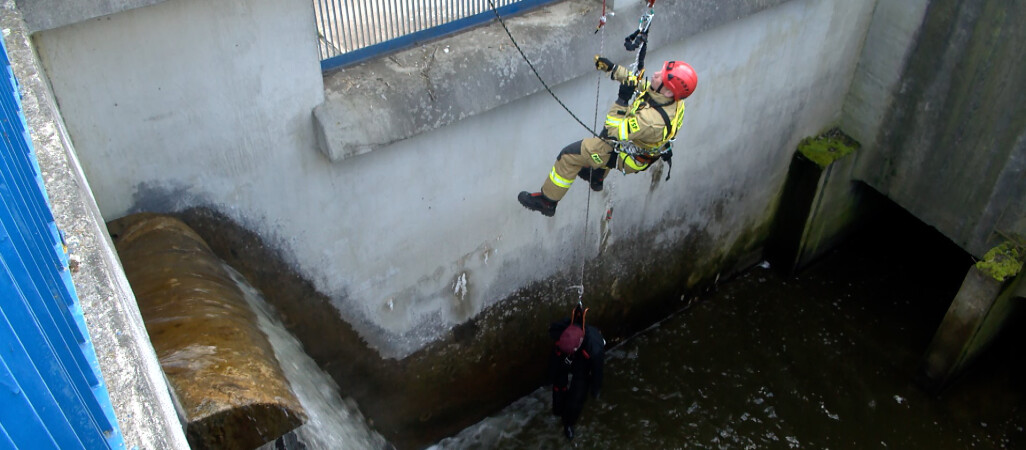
[842,0,930,149]
[1,3,189,448]
[314,0,794,162]
[847,0,1026,257]
[32,0,878,358]
[15,0,167,32]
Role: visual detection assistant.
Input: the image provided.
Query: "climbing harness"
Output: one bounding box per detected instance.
[556,307,586,358]
[556,305,589,365]
[610,93,683,181]
[606,1,681,181]
[488,0,664,304]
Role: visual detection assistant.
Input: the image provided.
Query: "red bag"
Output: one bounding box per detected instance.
[556,325,585,355]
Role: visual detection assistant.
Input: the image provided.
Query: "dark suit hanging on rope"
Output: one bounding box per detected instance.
[548,305,605,441]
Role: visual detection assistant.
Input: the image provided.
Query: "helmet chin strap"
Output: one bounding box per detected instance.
[651,79,668,98]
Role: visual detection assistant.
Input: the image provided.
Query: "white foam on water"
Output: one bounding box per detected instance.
[228,267,389,450]
[427,388,550,449]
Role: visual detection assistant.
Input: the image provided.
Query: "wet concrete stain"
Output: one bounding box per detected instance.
[173,205,771,449]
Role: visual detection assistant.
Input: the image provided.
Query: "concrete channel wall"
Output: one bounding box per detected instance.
[26,0,880,360]
[846,0,1026,258]
[0,3,189,449]
[23,0,1026,445]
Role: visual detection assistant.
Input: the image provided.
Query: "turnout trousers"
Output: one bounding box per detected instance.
[540,138,650,201]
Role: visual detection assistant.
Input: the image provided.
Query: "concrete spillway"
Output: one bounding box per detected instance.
[6,0,1025,447]
[108,213,306,449]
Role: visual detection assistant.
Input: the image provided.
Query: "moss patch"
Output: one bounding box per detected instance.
[797,128,860,168]
[975,242,1025,282]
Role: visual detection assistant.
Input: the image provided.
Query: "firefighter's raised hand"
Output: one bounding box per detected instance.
[594,55,615,72]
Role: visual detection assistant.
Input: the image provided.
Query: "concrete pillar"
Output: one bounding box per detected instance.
[920,242,1025,391]
[767,129,866,276]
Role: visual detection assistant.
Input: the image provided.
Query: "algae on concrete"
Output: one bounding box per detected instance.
[975,241,1025,282]
[797,128,860,168]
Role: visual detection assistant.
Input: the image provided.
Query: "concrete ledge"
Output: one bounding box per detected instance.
[315,0,790,162]
[1,4,189,449]
[14,0,168,33]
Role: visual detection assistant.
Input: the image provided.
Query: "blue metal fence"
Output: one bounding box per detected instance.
[316,0,559,70]
[0,37,123,449]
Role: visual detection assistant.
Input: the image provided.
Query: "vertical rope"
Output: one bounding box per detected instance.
[576,8,606,309]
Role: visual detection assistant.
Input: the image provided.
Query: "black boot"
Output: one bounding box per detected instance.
[589,168,607,192]
[577,167,593,181]
[518,191,557,217]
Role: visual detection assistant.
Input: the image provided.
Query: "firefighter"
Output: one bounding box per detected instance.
[518,56,697,217]
[548,305,605,441]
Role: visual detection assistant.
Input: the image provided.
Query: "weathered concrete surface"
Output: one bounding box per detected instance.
[849,0,1026,258]
[840,0,1026,393]
[28,0,877,359]
[109,214,306,450]
[30,0,326,224]
[767,130,874,275]
[920,261,1023,391]
[15,0,167,32]
[314,0,792,162]
[25,0,1026,445]
[0,3,188,449]
[842,0,930,149]
[176,205,765,449]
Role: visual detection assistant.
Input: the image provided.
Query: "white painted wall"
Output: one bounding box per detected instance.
[34,0,326,222]
[34,0,877,358]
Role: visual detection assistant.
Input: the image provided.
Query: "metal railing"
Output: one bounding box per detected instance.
[315,0,558,70]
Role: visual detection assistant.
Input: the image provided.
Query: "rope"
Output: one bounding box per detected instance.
[576,13,607,309]
[487,0,654,308]
[485,0,599,138]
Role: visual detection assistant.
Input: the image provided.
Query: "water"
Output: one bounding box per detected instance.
[230,267,390,450]
[430,217,1025,449]
[217,210,1024,449]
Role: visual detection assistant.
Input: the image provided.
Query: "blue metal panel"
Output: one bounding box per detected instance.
[0,294,68,450]
[320,0,558,70]
[0,35,123,450]
[1,421,22,450]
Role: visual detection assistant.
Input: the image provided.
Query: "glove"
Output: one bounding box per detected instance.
[624,69,646,87]
[594,55,615,72]
[617,83,635,104]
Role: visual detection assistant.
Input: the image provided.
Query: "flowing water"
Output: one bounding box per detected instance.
[232,267,390,450]
[429,213,1025,449]
[226,207,1024,449]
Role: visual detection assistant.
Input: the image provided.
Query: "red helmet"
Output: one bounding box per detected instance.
[658,60,697,100]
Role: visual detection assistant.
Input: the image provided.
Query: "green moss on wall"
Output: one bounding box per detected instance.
[975,241,1024,282]
[797,128,860,168]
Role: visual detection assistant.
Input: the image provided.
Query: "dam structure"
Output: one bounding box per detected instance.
[2,0,1023,447]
